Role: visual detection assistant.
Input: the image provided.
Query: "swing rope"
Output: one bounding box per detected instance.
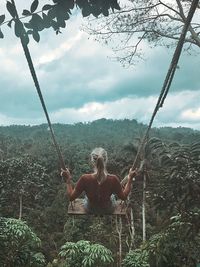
[11,0,66,170]
[131,0,199,170]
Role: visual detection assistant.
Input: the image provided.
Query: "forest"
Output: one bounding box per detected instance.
[0,118,200,267]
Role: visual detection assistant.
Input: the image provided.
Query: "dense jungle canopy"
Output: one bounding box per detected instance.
[0,119,200,267]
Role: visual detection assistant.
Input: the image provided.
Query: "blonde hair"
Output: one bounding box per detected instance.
[91,147,108,183]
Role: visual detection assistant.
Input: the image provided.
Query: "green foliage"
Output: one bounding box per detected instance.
[149,139,200,215]
[0,156,49,218]
[59,240,113,267]
[0,217,45,267]
[0,0,121,43]
[122,249,149,267]
[30,252,46,267]
[123,209,200,267]
[146,209,200,267]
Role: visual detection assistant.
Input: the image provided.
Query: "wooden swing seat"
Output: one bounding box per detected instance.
[68,198,127,215]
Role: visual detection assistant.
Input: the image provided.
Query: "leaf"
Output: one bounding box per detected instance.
[82,6,91,17]
[31,0,39,13]
[76,0,85,9]
[14,20,24,38]
[24,22,33,29]
[22,9,31,16]
[42,13,51,28]
[91,7,101,18]
[57,19,66,28]
[0,15,5,24]
[32,31,40,42]
[0,28,4,39]
[27,30,33,35]
[48,7,57,19]
[110,0,121,11]
[102,8,109,17]
[7,19,13,28]
[6,1,16,18]
[64,0,74,10]
[51,19,58,31]
[42,4,53,11]
[30,14,44,31]
[56,29,61,34]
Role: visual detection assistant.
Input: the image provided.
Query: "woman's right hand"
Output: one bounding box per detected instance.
[128,168,138,180]
[60,168,71,183]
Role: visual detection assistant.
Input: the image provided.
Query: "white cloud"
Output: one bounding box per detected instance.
[47,96,156,124]
[153,91,200,128]
[0,44,23,73]
[181,108,200,121]
[37,32,83,65]
[0,84,199,130]
[0,113,43,126]
[47,91,200,130]
[88,76,116,92]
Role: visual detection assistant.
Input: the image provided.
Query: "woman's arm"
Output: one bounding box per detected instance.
[61,169,84,201]
[115,169,137,200]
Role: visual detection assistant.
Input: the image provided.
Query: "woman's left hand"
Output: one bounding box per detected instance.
[60,168,71,182]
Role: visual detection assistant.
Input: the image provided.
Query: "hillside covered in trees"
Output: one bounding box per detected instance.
[0,119,200,267]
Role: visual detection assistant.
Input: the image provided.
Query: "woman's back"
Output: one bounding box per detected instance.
[75,173,122,209]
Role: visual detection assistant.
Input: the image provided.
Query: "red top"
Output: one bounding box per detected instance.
[69,173,127,209]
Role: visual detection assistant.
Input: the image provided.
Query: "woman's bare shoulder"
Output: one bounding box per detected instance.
[80,173,95,180]
[107,174,120,181]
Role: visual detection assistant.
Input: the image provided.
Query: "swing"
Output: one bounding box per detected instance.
[67,161,145,216]
[68,199,127,215]
[13,0,198,216]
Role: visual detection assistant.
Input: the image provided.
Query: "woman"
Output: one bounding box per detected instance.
[61,147,137,214]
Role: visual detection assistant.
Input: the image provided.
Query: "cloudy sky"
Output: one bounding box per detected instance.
[0,1,200,129]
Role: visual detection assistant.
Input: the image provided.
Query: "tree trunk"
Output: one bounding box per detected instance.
[129,207,135,249]
[116,215,122,267]
[142,173,146,242]
[19,194,23,220]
